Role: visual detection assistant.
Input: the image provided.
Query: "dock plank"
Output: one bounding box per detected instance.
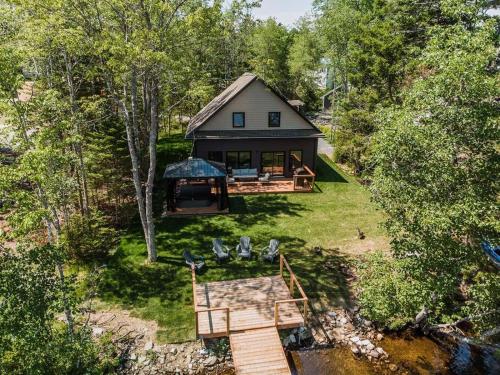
[230,327,290,375]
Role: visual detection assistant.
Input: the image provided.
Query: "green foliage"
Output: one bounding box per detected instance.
[463,271,500,333]
[362,12,499,330]
[0,245,109,374]
[61,211,118,262]
[250,18,292,95]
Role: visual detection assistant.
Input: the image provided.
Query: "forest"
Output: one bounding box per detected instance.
[0,0,498,373]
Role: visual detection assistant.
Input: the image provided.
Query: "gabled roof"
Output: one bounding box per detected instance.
[185,72,321,137]
[163,157,226,179]
[186,73,257,136]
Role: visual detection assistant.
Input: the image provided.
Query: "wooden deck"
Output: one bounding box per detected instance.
[195,275,304,337]
[227,180,312,195]
[230,327,290,375]
[190,256,308,374]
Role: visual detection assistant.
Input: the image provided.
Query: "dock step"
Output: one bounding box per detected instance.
[229,327,291,375]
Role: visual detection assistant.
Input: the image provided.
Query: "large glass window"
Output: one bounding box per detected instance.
[232,112,245,128]
[289,150,303,172]
[226,151,251,170]
[268,112,281,127]
[261,151,285,176]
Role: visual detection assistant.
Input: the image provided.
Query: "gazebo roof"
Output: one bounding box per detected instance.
[163,157,227,179]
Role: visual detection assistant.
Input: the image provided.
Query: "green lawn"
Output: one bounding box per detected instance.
[97,134,388,343]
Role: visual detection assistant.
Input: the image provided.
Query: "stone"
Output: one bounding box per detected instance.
[363,320,373,327]
[369,350,380,359]
[198,348,208,356]
[170,347,178,355]
[351,346,360,355]
[350,336,360,344]
[288,334,296,344]
[376,347,385,355]
[389,364,398,372]
[203,356,218,367]
[340,317,348,325]
[130,353,137,361]
[376,333,384,341]
[366,343,375,351]
[175,368,181,374]
[92,327,104,337]
[359,339,372,347]
[138,356,147,364]
[144,341,154,351]
[327,311,337,318]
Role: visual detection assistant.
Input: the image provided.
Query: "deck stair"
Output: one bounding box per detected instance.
[229,327,290,375]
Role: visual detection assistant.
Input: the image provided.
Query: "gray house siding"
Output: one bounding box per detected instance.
[193,138,317,178]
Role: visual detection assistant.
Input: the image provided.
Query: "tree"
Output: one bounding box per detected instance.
[250,18,292,96]
[288,18,322,109]
[360,5,499,330]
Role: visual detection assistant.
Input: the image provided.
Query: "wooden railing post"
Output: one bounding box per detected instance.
[303,300,308,325]
[274,301,279,326]
[290,275,295,295]
[279,254,284,277]
[191,266,198,337]
[226,308,230,335]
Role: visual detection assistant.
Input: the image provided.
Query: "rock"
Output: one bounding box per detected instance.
[175,367,181,373]
[366,343,375,351]
[363,320,373,327]
[170,347,178,355]
[198,348,208,356]
[144,341,154,351]
[92,327,104,337]
[389,364,398,372]
[369,350,380,359]
[203,356,218,367]
[415,307,428,325]
[288,334,296,344]
[138,356,147,364]
[376,333,384,341]
[340,317,348,325]
[327,311,337,318]
[130,353,137,361]
[351,346,360,355]
[376,347,385,355]
[359,339,372,347]
[350,336,360,344]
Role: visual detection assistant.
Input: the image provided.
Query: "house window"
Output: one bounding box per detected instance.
[226,151,251,170]
[268,112,281,127]
[289,150,303,172]
[261,151,285,176]
[232,112,245,128]
[207,151,223,163]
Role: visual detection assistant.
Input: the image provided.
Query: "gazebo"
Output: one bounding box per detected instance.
[163,157,229,214]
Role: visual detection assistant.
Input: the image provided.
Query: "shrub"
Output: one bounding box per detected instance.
[61,211,118,262]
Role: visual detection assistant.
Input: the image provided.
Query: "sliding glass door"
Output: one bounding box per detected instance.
[261,152,285,176]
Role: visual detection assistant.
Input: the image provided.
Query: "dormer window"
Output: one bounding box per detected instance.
[233,112,245,128]
[268,112,281,127]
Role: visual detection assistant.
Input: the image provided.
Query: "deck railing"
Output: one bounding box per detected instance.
[191,266,231,337]
[276,255,309,325]
[293,165,316,191]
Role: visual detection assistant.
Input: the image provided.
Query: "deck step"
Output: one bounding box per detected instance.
[230,327,291,375]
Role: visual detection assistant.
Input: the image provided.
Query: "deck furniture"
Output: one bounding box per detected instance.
[261,239,280,263]
[258,172,271,183]
[183,250,205,272]
[212,238,231,262]
[233,168,258,181]
[236,236,252,259]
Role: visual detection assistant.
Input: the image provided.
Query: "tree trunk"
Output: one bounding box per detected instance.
[144,78,159,262]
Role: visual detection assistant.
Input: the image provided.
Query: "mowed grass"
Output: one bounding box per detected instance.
[97,134,388,343]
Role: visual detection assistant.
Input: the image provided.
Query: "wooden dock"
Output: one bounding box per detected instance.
[190,255,308,375]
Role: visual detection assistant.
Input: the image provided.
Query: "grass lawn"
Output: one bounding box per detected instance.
[97,134,388,343]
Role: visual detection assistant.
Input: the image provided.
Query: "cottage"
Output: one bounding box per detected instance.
[186,73,324,181]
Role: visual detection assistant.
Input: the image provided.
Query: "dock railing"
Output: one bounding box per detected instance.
[276,254,309,325]
[191,266,231,336]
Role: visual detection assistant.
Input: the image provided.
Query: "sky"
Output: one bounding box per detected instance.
[252,0,314,26]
